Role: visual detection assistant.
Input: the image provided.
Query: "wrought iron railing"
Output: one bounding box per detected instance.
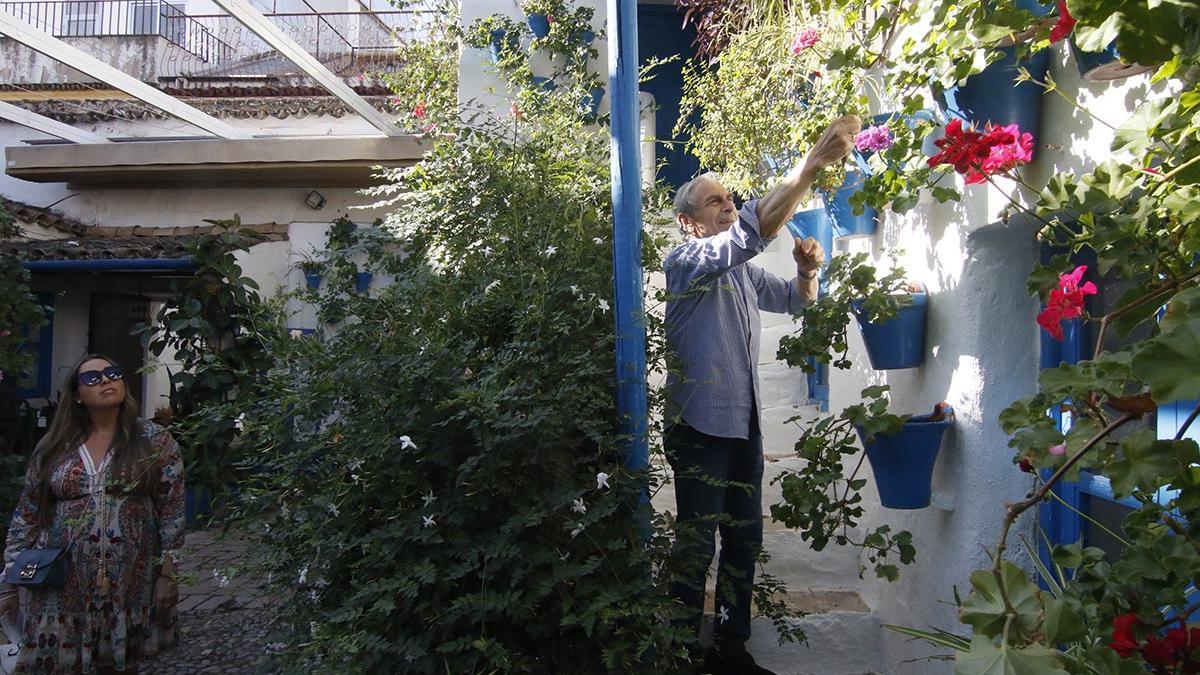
[0,1,436,76]
[0,0,231,61]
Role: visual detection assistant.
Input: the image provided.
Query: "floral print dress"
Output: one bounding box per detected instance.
[2,421,185,674]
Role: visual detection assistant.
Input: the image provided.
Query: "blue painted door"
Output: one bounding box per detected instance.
[636,3,700,190]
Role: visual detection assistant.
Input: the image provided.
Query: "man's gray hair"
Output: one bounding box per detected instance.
[673,172,723,216]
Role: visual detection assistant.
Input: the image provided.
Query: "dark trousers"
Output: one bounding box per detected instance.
[666,422,764,650]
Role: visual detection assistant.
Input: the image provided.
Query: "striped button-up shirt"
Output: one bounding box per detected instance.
[664,199,806,440]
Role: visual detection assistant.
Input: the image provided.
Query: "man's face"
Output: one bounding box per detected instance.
[677,178,737,239]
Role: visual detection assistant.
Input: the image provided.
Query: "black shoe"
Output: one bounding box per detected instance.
[702,646,776,675]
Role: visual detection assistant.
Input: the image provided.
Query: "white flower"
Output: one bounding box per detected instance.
[398,435,417,450]
[297,565,309,585]
[596,472,610,490]
[597,299,610,313]
[499,235,511,243]
[570,523,585,539]
[482,246,493,256]
[309,621,318,637]
[544,245,558,256]
[234,413,246,431]
[327,503,339,517]
[593,237,603,245]
[347,457,364,472]
[265,642,286,654]
[289,329,303,339]
[263,523,271,532]
[422,491,436,507]
[350,473,361,484]
[571,498,587,515]
[717,605,730,624]
[213,569,230,588]
[422,515,436,528]
[484,280,501,294]
[569,285,580,295]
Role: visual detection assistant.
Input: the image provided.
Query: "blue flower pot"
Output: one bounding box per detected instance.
[489,29,516,64]
[786,208,833,268]
[938,46,1049,139]
[527,13,550,38]
[820,169,877,239]
[531,76,556,94]
[303,270,321,290]
[857,406,954,509]
[580,28,595,44]
[1015,0,1052,16]
[1071,39,1156,82]
[355,272,373,293]
[582,86,605,118]
[185,485,212,528]
[854,291,928,370]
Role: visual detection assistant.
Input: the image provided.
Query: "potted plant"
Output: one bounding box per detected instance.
[355,271,373,293]
[787,205,832,270]
[935,46,1050,142]
[300,259,322,290]
[855,401,955,509]
[466,15,523,65]
[522,0,566,39]
[853,282,929,370]
[820,167,878,239]
[1071,39,1156,82]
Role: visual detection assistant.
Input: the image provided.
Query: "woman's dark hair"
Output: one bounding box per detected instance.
[30,353,160,527]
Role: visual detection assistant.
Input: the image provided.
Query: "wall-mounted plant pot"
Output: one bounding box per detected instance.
[786,208,833,266]
[582,86,605,118]
[355,272,373,293]
[937,46,1049,143]
[1072,40,1156,82]
[489,29,517,64]
[185,484,212,528]
[303,270,321,290]
[853,289,928,370]
[577,28,596,44]
[531,76,557,94]
[820,169,877,239]
[857,405,954,509]
[526,13,550,38]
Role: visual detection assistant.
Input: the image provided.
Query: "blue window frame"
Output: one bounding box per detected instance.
[15,292,54,399]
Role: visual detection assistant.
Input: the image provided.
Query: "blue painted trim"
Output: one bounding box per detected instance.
[16,292,54,399]
[608,0,647,472]
[23,258,196,272]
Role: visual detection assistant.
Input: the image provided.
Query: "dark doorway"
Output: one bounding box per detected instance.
[89,293,150,409]
[637,3,700,190]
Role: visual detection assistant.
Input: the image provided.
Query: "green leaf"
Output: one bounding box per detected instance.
[1042,597,1086,643]
[1133,319,1200,404]
[959,562,1042,640]
[1106,429,1196,497]
[955,635,1069,675]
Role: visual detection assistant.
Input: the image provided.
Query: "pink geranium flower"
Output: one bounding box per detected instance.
[791,29,820,54]
[413,100,427,119]
[1036,265,1097,341]
[855,124,894,153]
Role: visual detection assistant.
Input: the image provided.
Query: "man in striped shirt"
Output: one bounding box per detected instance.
[665,115,861,675]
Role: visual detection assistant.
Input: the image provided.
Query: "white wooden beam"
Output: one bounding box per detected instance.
[0,11,253,140]
[0,100,110,144]
[210,0,402,137]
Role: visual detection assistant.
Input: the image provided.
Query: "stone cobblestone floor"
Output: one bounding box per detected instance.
[142,529,284,675]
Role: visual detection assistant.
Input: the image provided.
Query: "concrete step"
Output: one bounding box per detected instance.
[696,590,885,675]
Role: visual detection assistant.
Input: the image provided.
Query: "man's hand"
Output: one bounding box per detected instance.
[793,237,825,275]
[802,115,862,175]
[755,114,863,239]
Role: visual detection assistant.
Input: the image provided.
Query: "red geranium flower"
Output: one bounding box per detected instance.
[1050,0,1077,43]
[1036,265,1097,341]
[928,119,1034,183]
[1110,613,1140,658]
[1142,637,1177,670]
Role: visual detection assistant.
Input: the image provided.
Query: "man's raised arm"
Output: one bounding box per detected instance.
[755,115,862,239]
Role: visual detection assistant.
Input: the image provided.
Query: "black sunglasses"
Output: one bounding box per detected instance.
[76,366,124,387]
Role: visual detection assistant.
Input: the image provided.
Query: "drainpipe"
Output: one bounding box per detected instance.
[607,0,647,473]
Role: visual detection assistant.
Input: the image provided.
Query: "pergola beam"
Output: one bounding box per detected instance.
[0,11,253,140]
[210,0,403,138]
[0,100,110,144]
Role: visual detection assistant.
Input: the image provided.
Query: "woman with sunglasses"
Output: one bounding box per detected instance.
[0,354,184,674]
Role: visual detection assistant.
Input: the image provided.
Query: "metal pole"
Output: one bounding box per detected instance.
[607,0,647,472]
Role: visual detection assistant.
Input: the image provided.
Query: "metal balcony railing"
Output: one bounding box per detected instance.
[0,0,437,75]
